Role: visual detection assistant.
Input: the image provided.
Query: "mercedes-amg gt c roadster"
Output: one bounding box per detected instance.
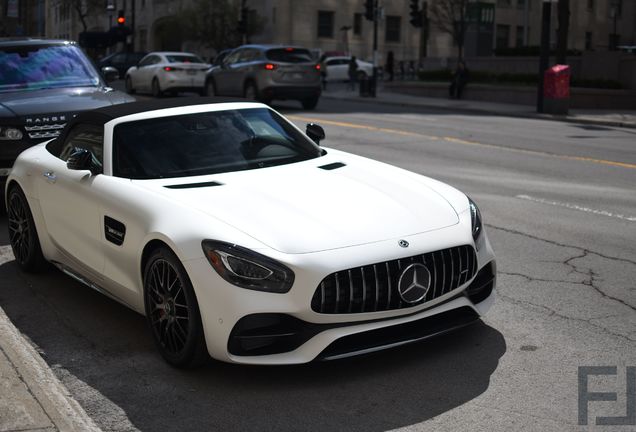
[5,98,496,367]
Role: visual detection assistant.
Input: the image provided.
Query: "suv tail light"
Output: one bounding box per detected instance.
[264,63,277,70]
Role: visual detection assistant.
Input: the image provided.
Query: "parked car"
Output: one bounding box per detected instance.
[98,51,147,77]
[6,98,496,368]
[0,37,134,193]
[124,51,210,97]
[324,56,374,82]
[205,45,322,109]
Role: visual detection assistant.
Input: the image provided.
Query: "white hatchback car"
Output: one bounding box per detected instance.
[6,99,496,368]
[324,56,374,82]
[125,51,209,97]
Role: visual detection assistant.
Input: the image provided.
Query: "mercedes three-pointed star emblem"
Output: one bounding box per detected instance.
[397,263,432,304]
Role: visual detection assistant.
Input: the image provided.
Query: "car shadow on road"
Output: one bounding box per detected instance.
[0,211,505,431]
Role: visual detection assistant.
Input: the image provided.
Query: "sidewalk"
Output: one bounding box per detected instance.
[0,246,100,432]
[321,85,636,129]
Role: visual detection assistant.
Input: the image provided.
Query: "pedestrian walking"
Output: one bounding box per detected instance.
[348,56,358,91]
[385,51,394,81]
[449,60,469,99]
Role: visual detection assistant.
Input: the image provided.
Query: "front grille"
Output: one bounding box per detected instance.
[311,245,477,314]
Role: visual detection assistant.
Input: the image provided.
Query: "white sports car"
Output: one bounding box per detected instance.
[5,99,496,367]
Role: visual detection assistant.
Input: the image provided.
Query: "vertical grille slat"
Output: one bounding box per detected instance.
[312,245,478,314]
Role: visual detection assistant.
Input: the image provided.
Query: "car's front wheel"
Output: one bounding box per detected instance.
[143,247,207,368]
[7,185,46,272]
[151,78,163,98]
[125,76,135,94]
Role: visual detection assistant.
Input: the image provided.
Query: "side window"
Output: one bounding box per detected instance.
[224,50,242,65]
[59,125,104,173]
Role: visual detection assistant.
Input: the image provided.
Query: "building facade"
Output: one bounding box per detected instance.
[36,0,636,61]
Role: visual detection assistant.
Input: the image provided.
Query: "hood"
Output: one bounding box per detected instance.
[138,154,461,254]
[0,87,134,118]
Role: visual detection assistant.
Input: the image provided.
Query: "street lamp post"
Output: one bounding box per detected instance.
[537,0,554,113]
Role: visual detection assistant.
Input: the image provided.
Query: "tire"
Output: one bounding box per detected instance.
[301,97,319,110]
[244,81,258,101]
[143,247,208,368]
[125,76,135,94]
[151,78,163,98]
[7,185,47,273]
[204,79,216,97]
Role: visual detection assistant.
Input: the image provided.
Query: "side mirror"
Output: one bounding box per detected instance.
[101,66,119,83]
[306,123,325,145]
[67,147,95,173]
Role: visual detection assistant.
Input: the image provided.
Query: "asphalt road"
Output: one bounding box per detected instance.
[0,94,634,431]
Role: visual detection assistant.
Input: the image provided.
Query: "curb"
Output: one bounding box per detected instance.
[0,304,101,432]
[321,93,636,130]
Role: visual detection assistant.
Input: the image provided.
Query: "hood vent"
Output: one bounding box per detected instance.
[164,181,223,189]
[318,162,346,171]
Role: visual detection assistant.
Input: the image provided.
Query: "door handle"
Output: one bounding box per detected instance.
[43,171,57,183]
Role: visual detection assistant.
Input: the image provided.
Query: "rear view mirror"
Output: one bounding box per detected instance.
[306,123,325,145]
[67,147,97,174]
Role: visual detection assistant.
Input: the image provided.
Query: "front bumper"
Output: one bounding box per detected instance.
[184,222,497,365]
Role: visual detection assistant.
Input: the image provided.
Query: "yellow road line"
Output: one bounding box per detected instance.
[288,115,636,170]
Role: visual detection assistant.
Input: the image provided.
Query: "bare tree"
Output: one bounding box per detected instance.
[429,0,471,61]
[55,0,103,33]
[178,0,265,52]
[556,0,570,64]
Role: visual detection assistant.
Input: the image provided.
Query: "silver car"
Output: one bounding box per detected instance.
[205,45,322,109]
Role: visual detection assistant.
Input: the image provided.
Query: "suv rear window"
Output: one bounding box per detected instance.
[265,48,313,63]
[0,44,101,93]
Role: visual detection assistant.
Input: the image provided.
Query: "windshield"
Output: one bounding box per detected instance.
[113,108,323,179]
[0,44,101,93]
[265,48,313,63]
[165,54,205,63]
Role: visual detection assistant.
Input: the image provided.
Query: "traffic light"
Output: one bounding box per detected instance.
[410,0,422,27]
[364,0,374,21]
[237,6,248,34]
[117,10,125,26]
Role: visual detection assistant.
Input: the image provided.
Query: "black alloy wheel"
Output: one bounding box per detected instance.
[143,247,207,368]
[151,78,163,98]
[125,76,135,94]
[7,186,46,272]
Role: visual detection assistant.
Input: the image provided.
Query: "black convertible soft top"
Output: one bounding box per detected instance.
[56,96,248,144]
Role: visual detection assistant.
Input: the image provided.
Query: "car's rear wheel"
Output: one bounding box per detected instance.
[301,97,320,110]
[151,78,163,98]
[7,185,46,272]
[143,247,207,368]
[204,79,216,97]
[125,76,135,94]
[244,81,258,101]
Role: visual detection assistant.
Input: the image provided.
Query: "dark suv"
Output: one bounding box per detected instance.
[0,38,134,191]
[204,45,321,109]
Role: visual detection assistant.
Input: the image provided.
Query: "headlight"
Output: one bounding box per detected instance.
[468,198,483,242]
[202,240,295,293]
[0,127,23,140]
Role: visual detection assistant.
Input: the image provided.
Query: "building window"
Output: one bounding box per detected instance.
[497,0,511,6]
[609,0,622,18]
[516,0,525,9]
[317,11,334,38]
[496,25,510,49]
[139,29,147,51]
[585,32,593,50]
[272,7,276,24]
[385,16,401,43]
[515,26,524,47]
[587,0,594,10]
[353,13,362,35]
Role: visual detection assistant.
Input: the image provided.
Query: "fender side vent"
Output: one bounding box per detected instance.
[318,162,346,170]
[164,181,223,189]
